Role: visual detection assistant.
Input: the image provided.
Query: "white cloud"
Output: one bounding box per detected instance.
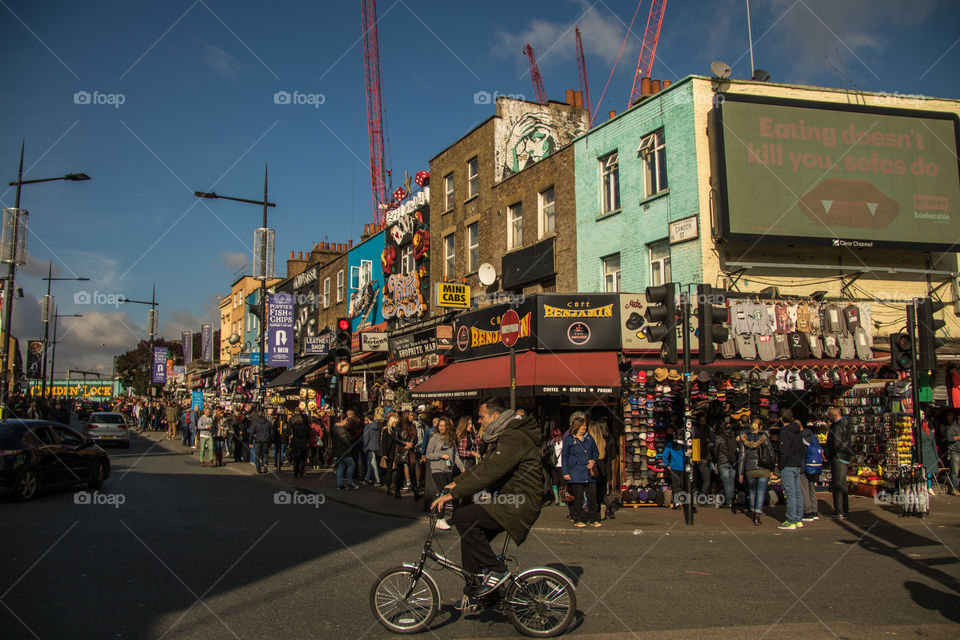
[221,251,248,271]
[493,0,639,69]
[203,44,243,78]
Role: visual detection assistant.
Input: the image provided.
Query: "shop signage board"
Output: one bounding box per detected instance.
[152,347,167,383]
[27,382,121,398]
[26,340,42,379]
[382,270,425,319]
[453,298,536,361]
[537,293,620,351]
[360,331,389,352]
[669,215,699,244]
[192,391,204,410]
[303,336,330,355]
[436,324,453,350]
[435,282,471,309]
[390,327,438,359]
[267,293,295,367]
[619,293,696,351]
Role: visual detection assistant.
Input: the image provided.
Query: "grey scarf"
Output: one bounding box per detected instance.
[481,409,516,444]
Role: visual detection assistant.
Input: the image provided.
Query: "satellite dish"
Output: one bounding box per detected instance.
[752,69,771,82]
[710,61,732,79]
[477,263,497,286]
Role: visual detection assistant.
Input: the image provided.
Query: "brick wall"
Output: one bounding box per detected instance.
[574,79,702,293]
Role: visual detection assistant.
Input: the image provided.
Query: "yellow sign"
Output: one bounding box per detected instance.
[28,383,116,398]
[542,303,613,319]
[436,282,471,309]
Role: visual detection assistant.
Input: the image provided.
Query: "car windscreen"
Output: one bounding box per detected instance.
[0,424,23,446]
[89,414,124,424]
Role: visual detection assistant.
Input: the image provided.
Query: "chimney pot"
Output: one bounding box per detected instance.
[289,251,295,259]
[641,77,652,97]
[662,79,671,89]
[608,110,616,120]
[565,88,575,105]
[573,90,584,108]
[348,239,354,248]
[651,79,661,94]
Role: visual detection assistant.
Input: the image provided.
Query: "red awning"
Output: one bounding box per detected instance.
[411,351,620,399]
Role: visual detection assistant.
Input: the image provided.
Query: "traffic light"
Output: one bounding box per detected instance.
[643,283,677,364]
[889,331,913,372]
[916,297,946,370]
[333,317,352,374]
[696,284,729,365]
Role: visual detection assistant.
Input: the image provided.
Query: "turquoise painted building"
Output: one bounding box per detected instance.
[574,77,703,293]
[346,228,386,331]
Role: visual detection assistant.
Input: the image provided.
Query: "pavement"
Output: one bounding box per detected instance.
[149,430,960,536]
[2,427,958,639]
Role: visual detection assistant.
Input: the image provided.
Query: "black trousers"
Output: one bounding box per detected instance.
[831,459,849,515]
[452,503,507,596]
[568,482,598,523]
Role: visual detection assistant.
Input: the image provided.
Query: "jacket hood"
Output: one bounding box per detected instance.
[507,414,541,447]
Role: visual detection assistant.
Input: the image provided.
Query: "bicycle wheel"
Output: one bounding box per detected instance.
[505,568,577,638]
[370,566,439,634]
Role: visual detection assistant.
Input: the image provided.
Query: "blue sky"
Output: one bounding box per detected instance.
[1,0,957,374]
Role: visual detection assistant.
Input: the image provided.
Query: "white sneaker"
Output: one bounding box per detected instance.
[435,519,451,530]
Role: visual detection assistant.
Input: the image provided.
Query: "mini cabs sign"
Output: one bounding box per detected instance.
[435,282,471,309]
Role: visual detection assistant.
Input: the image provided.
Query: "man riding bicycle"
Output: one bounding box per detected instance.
[431,397,544,608]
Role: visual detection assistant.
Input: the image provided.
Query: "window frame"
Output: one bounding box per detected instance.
[336,269,344,303]
[323,277,331,308]
[466,221,479,272]
[443,233,456,278]
[648,241,671,287]
[640,129,668,198]
[467,157,478,199]
[600,151,620,214]
[538,186,555,238]
[507,202,523,250]
[444,172,454,211]
[602,253,621,293]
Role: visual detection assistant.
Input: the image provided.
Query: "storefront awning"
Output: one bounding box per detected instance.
[266,356,326,389]
[411,351,620,400]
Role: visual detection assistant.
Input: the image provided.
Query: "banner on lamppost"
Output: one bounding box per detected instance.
[182,331,193,364]
[267,293,294,367]
[152,347,168,383]
[200,324,212,361]
[26,340,43,379]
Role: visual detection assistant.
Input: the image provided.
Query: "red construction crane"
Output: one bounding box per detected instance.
[361,0,389,225]
[522,44,547,104]
[575,27,593,127]
[628,0,668,107]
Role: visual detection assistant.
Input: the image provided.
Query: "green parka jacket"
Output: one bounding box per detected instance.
[450,413,544,544]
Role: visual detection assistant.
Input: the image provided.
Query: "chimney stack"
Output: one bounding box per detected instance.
[641,77,652,97]
[573,90,584,109]
[565,88,575,105]
[651,79,661,94]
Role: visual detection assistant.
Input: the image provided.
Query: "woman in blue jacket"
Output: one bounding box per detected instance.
[562,412,601,527]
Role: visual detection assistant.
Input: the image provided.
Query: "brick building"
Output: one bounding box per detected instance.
[428,94,589,313]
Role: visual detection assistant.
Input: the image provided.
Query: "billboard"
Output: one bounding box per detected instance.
[537,294,620,351]
[267,293,294,367]
[715,94,960,250]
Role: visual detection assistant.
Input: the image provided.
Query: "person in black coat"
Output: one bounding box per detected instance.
[289,414,310,478]
[824,406,853,519]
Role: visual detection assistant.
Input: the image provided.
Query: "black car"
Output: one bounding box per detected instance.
[0,420,110,501]
[77,401,100,423]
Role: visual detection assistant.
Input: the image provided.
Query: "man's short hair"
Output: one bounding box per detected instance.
[482,396,506,415]
[781,407,794,423]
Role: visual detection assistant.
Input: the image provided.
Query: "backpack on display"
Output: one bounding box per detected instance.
[804,437,824,475]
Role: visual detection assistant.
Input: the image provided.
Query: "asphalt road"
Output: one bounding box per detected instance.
[2,428,959,640]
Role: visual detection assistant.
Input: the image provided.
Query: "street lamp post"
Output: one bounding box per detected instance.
[2,141,89,416]
[119,285,160,390]
[48,307,82,397]
[40,261,89,397]
[195,164,276,407]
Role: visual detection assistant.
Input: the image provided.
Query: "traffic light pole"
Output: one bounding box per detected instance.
[907,302,922,465]
[681,292,694,526]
